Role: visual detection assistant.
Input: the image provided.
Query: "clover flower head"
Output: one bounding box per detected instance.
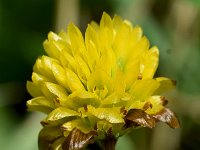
[27,12,179,150]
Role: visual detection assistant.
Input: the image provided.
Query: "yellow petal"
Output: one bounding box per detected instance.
[87,105,124,123]
[85,24,100,48]
[145,96,165,115]
[27,96,54,114]
[99,26,114,49]
[129,79,160,100]
[124,61,140,90]
[95,47,116,77]
[58,30,71,43]
[43,31,62,59]
[113,21,132,60]
[51,63,71,92]
[33,56,59,81]
[26,81,43,97]
[130,36,150,60]
[129,100,146,110]
[101,92,131,107]
[68,90,100,109]
[67,23,87,60]
[85,40,99,72]
[85,25,100,71]
[130,26,143,46]
[62,118,93,134]
[113,68,126,93]
[90,21,100,31]
[43,107,79,125]
[43,40,59,59]
[41,82,69,107]
[87,69,113,96]
[60,49,77,72]
[65,68,85,92]
[113,15,123,31]
[100,12,113,30]
[75,55,91,83]
[32,72,50,87]
[154,77,176,94]
[141,46,159,79]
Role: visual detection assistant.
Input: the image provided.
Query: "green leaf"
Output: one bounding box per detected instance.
[62,128,97,150]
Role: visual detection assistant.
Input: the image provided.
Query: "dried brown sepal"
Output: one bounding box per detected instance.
[103,135,117,150]
[62,128,97,150]
[152,108,180,128]
[124,109,156,128]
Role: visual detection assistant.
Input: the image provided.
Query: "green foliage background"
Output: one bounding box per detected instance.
[0,0,200,149]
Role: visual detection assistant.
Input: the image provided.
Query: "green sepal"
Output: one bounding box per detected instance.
[38,126,63,150]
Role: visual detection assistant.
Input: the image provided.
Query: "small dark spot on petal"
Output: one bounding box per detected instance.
[120,106,127,115]
[55,98,60,104]
[160,96,168,106]
[84,104,88,112]
[143,102,152,110]
[137,73,142,80]
[93,86,97,91]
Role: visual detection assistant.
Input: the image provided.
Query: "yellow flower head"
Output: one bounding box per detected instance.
[27,12,179,149]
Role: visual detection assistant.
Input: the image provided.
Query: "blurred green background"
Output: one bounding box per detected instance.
[0,0,200,149]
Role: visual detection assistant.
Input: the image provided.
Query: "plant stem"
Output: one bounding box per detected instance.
[103,136,117,150]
